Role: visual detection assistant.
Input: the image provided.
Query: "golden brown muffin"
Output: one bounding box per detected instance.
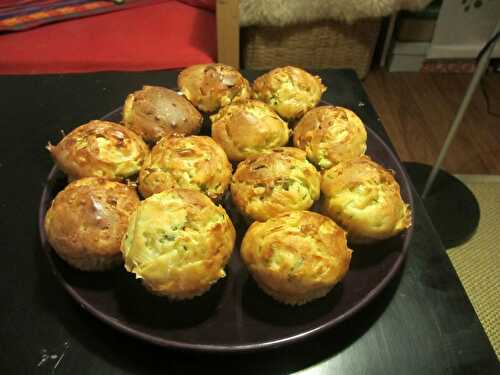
[210,99,290,162]
[122,85,202,144]
[121,189,236,299]
[321,156,412,244]
[178,64,251,113]
[44,177,140,271]
[241,211,352,305]
[293,106,367,170]
[138,135,232,200]
[47,120,149,181]
[230,147,321,222]
[252,66,326,120]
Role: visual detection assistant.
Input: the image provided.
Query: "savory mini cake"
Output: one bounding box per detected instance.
[122,85,202,144]
[230,147,321,222]
[44,177,140,271]
[177,63,251,113]
[121,189,236,299]
[210,99,290,162]
[252,66,326,120]
[293,106,367,170]
[241,211,352,305]
[138,134,232,201]
[47,120,149,181]
[321,156,412,244]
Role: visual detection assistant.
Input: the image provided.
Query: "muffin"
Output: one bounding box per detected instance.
[121,189,236,299]
[44,177,140,271]
[47,120,149,181]
[241,211,352,305]
[321,156,412,244]
[231,147,321,222]
[211,99,290,162]
[122,85,202,144]
[178,64,251,113]
[293,106,367,170]
[138,135,232,200]
[252,66,326,120]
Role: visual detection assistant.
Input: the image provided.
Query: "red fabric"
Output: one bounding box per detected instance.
[0,1,216,74]
[177,0,215,11]
[0,1,168,32]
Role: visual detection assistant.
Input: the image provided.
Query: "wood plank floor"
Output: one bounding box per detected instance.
[363,70,500,175]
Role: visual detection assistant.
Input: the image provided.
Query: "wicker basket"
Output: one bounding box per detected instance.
[241,19,381,79]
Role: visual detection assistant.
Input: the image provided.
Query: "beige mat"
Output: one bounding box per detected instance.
[449,175,500,360]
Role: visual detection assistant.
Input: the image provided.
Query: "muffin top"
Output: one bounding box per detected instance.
[210,99,290,161]
[178,64,251,113]
[44,177,140,263]
[47,120,149,181]
[252,66,326,120]
[321,156,412,243]
[241,210,352,305]
[121,189,236,299]
[293,106,367,170]
[231,147,321,221]
[122,85,202,144]
[138,135,232,200]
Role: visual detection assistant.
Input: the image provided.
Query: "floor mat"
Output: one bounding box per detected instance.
[449,174,500,359]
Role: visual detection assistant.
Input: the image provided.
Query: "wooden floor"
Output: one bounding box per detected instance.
[363,70,500,175]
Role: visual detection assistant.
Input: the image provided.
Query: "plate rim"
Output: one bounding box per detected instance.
[38,103,415,352]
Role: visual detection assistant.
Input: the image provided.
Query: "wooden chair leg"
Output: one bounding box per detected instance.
[216,0,240,69]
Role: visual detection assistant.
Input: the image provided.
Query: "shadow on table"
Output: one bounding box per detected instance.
[350,234,405,270]
[112,269,226,329]
[34,238,403,375]
[240,278,344,326]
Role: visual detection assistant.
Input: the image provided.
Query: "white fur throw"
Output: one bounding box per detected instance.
[240,0,432,26]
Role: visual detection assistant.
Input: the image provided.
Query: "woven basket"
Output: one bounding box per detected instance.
[241,19,381,79]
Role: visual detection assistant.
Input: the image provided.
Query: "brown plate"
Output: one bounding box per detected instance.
[38,102,415,352]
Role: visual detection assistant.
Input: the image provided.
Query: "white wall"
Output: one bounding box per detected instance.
[427,1,500,59]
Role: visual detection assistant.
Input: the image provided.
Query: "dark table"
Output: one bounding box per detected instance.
[1,69,498,375]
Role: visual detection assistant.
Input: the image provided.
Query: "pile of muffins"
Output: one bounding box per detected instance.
[44,64,412,306]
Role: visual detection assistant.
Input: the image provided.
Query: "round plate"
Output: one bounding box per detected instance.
[39,103,415,352]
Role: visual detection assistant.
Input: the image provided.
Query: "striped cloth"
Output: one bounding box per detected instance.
[0,0,164,31]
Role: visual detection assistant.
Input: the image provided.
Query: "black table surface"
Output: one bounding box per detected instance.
[0,69,497,375]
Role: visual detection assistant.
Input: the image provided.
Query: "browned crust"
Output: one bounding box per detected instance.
[122,85,202,144]
[47,120,149,181]
[121,189,236,299]
[138,134,232,200]
[210,99,290,161]
[293,106,367,169]
[230,147,321,221]
[241,211,352,305]
[252,66,326,120]
[44,177,140,271]
[177,64,251,113]
[321,156,412,243]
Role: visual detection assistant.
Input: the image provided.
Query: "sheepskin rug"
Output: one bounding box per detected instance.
[240,0,432,26]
